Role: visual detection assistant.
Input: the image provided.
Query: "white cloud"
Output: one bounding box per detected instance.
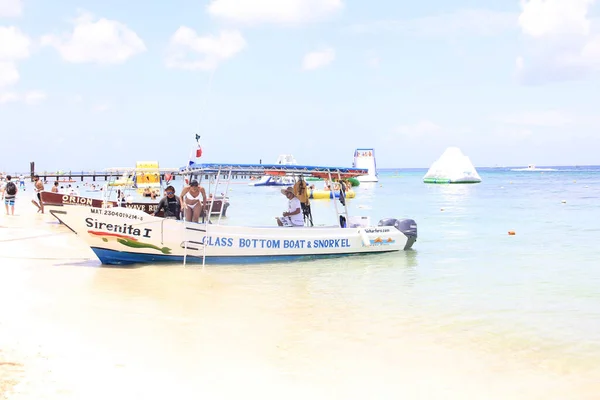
[302,48,335,70]
[207,0,342,25]
[0,90,47,105]
[0,27,43,95]
[516,0,600,83]
[395,120,442,137]
[518,0,593,38]
[0,26,31,61]
[349,9,517,36]
[0,61,19,87]
[41,11,146,64]
[166,27,246,70]
[0,0,22,17]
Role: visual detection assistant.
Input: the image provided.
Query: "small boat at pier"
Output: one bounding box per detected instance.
[41,191,230,217]
[249,154,297,187]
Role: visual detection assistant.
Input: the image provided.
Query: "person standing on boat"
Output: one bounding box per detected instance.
[180,180,207,223]
[154,185,181,220]
[277,186,304,227]
[293,177,312,226]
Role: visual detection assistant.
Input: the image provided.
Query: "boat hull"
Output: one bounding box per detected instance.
[50,205,416,265]
[40,191,230,217]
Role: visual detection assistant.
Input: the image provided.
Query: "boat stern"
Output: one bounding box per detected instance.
[378,218,417,250]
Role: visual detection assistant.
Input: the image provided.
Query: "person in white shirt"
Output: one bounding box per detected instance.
[276,186,304,227]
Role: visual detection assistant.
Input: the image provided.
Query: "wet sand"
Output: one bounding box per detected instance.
[1,190,599,399]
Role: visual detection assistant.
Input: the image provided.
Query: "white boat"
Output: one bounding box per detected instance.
[49,163,417,266]
[249,154,298,186]
[352,148,378,182]
[510,164,558,172]
[249,175,296,187]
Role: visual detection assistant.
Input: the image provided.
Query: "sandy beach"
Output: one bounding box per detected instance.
[1,185,600,399]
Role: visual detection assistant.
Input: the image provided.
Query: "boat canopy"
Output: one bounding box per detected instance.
[181,162,368,178]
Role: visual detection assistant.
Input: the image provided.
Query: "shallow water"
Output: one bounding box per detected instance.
[1,168,599,399]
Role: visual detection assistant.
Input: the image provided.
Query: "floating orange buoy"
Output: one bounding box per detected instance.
[508,231,516,235]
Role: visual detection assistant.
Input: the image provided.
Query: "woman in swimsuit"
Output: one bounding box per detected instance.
[180,180,207,222]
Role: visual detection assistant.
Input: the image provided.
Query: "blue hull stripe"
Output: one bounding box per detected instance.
[91,247,397,266]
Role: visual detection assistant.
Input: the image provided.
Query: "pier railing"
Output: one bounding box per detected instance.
[2,171,253,182]
[0,171,175,182]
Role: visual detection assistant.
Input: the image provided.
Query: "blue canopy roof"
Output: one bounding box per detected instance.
[179,162,368,177]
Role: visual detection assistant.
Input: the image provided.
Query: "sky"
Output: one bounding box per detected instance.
[1,0,600,172]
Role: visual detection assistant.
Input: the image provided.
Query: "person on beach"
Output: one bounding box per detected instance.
[276,186,304,227]
[51,181,59,193]
[154,186,181,220]
[18,175,25,190]
[31,175,45,213]
[2,175,18,215]
[180,180,207,223]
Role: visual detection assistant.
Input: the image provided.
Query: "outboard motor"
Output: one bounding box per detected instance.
[378,218,417,250]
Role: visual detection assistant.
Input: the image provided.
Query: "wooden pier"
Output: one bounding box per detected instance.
[4,171,252,182]
[2,172,177,182]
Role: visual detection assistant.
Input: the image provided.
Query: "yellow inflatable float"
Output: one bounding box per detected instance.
[108,173,135,187]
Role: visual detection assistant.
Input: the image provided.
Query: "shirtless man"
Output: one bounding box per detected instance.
[180,180,207,222]
[51,181,59,193]
[31,175,45,213]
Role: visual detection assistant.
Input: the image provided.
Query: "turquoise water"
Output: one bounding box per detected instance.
[213,167,600,367]
[50,167,600,379]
